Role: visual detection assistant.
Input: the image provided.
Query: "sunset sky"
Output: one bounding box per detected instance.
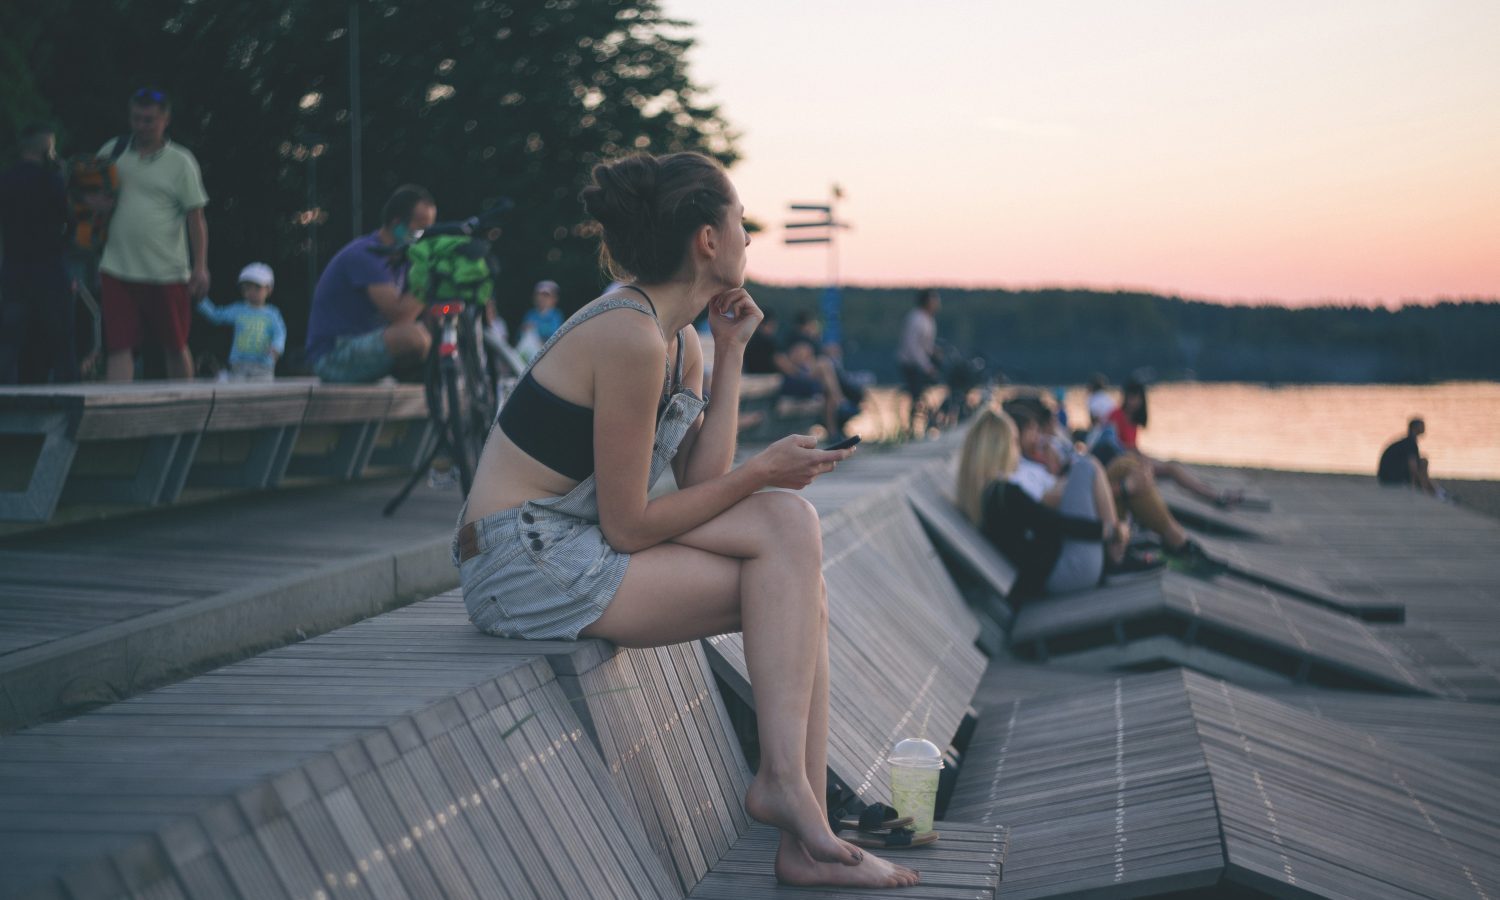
[663,1,1500,306]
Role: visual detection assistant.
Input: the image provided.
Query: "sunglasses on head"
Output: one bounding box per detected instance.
[132,88,167,104]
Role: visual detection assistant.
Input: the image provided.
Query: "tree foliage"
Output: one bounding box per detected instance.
[1,0,737,361]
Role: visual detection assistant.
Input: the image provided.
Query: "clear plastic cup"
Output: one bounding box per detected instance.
[888,737,944,833]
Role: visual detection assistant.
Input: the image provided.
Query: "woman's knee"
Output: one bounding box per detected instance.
[751,491,823,547]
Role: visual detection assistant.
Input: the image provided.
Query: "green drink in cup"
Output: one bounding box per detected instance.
[887,737,943,834]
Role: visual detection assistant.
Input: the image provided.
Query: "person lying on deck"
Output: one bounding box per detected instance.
[957,404,1159,602]
[455,151,919,890]
[1009,393,1226,577]
[1098,379,1247,508]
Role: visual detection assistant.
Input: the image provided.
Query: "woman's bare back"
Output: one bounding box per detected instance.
[464,302,672,524]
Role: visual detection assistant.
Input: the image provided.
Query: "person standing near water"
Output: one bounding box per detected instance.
[455,151,919,889]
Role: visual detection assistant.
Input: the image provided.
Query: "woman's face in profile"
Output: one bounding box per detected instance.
[713,183,749,288]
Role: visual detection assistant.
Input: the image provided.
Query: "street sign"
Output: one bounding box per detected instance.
[783,188,851,343]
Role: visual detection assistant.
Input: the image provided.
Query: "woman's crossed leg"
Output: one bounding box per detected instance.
[580,490,919,889]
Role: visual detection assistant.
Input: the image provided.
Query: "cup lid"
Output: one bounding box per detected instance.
[889,737,944,769]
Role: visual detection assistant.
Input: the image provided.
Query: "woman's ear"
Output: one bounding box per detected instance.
[697,223,718,257]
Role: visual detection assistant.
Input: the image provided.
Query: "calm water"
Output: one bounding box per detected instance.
[851,382,1500,480]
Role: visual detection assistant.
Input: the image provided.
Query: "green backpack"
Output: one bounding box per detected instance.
[406,235,495,307]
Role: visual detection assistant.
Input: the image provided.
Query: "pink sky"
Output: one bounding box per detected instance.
[663,1,1500,306]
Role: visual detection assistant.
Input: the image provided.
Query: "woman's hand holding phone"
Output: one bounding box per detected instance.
[750,434,857,490]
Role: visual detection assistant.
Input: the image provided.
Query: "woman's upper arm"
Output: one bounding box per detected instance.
[591,317,668,546]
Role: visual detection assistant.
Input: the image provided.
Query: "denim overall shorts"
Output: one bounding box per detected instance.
[453,295,707,640]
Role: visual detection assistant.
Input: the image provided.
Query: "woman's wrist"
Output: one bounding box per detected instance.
[714,338,748,358]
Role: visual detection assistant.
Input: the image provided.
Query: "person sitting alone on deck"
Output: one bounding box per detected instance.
[1378,417,1447,498]
[455,151,919,890]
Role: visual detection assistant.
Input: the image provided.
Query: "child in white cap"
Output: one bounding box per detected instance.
[196,262,286,381]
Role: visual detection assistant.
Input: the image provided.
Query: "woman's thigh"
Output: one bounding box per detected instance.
[579,491,822,648]
[580,541,744,647]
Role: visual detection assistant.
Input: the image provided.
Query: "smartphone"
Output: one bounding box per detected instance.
[823,434,862,451]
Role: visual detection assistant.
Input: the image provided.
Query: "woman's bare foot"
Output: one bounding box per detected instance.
[776,840,920,888]
[746,773,862,865]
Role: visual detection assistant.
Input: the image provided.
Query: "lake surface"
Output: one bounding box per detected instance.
[850,381,1500,480]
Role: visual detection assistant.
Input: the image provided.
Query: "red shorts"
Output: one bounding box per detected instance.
[101,273,191,353]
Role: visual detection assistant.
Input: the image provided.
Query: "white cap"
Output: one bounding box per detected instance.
[1087,392,1117,420]
[238,262,275,287]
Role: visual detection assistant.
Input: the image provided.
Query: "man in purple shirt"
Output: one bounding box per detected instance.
[306,185,437,382]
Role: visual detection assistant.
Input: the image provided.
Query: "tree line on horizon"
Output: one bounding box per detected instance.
[748,284,1500,386]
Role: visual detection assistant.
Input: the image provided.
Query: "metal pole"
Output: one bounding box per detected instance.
[828,187,839,287]
[348,0,363,237]
[307,151,318,291]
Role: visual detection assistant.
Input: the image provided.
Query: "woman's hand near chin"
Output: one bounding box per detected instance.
[708,288,762,348]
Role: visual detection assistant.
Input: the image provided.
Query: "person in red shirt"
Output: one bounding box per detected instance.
[1113,380,1244,507]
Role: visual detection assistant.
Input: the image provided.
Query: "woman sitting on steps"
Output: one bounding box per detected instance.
[454,151,918,889]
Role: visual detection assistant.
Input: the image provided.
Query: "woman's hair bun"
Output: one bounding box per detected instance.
[579,152,732,283]
[580,155,659,229]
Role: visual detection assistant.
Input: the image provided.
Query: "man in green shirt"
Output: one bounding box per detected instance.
[97,88,210,381]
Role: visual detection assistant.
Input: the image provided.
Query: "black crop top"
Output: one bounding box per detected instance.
[498,287,684,481]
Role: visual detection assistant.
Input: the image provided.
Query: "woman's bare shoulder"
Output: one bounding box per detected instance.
[562,302,664,366]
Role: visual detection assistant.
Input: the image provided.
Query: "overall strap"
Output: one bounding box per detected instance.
[520,291,656,377]
[617,283,689,391]
[673,328,687,391]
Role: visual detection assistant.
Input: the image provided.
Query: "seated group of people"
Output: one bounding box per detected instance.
[1085,375,1248,508]
[958,393,1227,603]
[743,308,863,438]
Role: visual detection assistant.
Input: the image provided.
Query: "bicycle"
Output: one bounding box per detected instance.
[381,202,518,516]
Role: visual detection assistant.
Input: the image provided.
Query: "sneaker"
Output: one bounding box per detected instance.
[1105,545,1166,578]
[1165,539,1229,578]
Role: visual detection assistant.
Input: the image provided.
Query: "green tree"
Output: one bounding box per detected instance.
[1,0,737,363]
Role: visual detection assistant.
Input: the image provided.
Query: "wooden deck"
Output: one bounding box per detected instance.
[3,424,1499,899]
[0,586,1008,899]
[954,669,1500,899]
[0,476,461,732]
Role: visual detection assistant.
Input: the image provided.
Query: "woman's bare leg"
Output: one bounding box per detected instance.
[1148,455,1219,503]
[1083,457,1125,562]
[1116,462,1189,549]
[581,492,918,887]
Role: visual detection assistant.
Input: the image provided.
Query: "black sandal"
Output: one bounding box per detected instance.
[846,826,939,849]
[836,803,913,833]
